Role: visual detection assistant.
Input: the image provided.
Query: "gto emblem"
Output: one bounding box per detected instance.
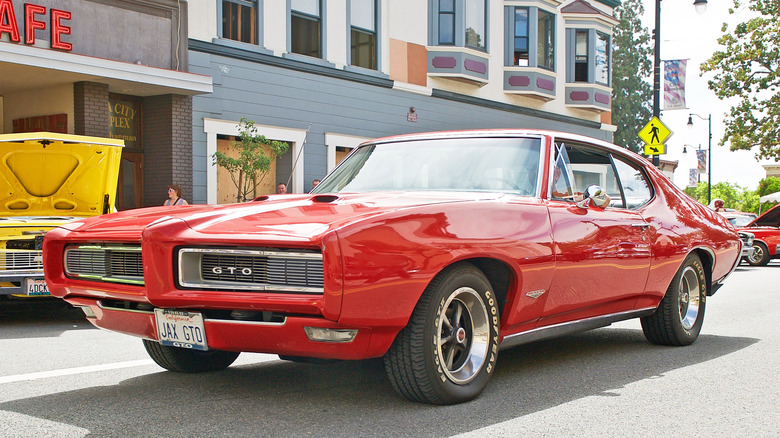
[211,267,252,275]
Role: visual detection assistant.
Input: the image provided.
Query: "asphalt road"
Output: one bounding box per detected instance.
[1,262,778,438]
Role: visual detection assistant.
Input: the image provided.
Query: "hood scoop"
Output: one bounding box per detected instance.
[312,195,339,203]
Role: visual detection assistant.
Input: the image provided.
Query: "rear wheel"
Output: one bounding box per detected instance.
[747,242,770,266]
[384,263,500,405]
[143,339,239,373]
[641,253,706,346]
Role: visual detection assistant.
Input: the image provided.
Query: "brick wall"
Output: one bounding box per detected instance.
[143,94,193,206]
[73,82,109,137]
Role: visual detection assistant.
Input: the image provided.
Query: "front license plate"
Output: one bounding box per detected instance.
[154,309,208,351]
[26,279,50,296]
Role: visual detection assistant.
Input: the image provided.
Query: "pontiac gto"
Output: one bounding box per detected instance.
[43,130,741,404]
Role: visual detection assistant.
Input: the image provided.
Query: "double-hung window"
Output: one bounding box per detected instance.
[291,0,322,58]
[574,30,588,81]
[438,0,455,45]
[513,8,529,66]
[222,0,257,44]
[350,0,377,70]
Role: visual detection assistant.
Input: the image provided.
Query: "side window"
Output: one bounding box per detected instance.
[552,141,621,204]
[465,0,486,50]
[537,9,555,70]
[612,156,652,209]
[551,142,575,200]
[506,6,555,70]
[568,28,611,86]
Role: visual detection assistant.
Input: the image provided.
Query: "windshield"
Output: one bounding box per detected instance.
[727,215,756,227]
[313,137,543,196]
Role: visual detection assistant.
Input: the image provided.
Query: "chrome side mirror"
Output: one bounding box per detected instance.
[577,185,609,209]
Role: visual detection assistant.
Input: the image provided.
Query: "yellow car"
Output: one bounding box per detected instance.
[0,133,122,298]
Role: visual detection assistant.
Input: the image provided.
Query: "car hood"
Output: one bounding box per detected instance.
[749,203,780,227]
[0,132,123,218]
[68,192,507,240]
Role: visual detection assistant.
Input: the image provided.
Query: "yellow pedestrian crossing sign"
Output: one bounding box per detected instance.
[639,116,673,156]
[644,143,666,155]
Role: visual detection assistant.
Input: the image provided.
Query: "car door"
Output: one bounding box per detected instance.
[539,141,652,326]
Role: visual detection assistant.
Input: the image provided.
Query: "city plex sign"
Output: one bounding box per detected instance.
[0,0,72,51]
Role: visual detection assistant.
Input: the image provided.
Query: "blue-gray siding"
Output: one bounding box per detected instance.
[189,41,609,204]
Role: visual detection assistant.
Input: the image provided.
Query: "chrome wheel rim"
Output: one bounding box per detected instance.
[436,287,490,385]
[678,266,701,330]
[750,245,764,264]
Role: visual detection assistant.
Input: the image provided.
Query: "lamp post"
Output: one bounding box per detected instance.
[688,113,712,205]
[651,0,708,167]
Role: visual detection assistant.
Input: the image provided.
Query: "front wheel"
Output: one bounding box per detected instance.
[383,263,500,405]
[746,242,770,266]
[143,340,240,373]
[641,253,706,346]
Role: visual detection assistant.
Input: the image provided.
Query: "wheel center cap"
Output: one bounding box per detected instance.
[682,292,689,304]
[456,327,467,344]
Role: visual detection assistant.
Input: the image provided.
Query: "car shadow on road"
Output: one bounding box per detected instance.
[0,326,758,437]
[0,299,94,340]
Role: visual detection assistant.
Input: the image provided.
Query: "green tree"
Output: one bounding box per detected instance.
[683,181,757,212]
[610,0,653,153]
[700,0,780,160]
[756,176,780,211]
[212,118,289,202]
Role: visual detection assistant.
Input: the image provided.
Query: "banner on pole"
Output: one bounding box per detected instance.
[689,169,698,188]
[696,149,707,173]
[664,60,687,110]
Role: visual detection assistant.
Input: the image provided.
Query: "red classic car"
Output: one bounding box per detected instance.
[43,130,741,404]
[736,204,780,266]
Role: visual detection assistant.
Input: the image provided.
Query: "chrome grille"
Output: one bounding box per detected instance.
[64,244,144,285]
[179,248,324,294]
[0,250,42,273]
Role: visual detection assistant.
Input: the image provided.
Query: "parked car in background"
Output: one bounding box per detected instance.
[1,133,122,300]
[720,211,758,228]
[735,204,780,266]
[43,130,740,404]
[736,231,756,262]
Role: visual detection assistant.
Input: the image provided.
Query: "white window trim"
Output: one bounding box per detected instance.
[204,118,308,203]
[324,132,369,172]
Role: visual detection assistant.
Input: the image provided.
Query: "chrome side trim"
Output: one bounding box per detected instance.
[499,307,657,351]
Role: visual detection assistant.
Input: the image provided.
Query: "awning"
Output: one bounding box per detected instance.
[0,42,212,97]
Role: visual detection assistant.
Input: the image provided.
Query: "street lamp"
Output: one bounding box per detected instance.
[688,113,712,205]
[693,0,708,14]
[651,0,707,167]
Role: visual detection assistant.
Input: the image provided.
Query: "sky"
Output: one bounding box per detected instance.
[638,0,773,191]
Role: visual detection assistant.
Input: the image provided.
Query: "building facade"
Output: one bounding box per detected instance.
[0,0,210,208]
[1,0,623,206]
[189,0,620,204]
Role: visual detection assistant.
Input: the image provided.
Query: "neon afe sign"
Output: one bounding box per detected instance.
[0,0,72,51]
